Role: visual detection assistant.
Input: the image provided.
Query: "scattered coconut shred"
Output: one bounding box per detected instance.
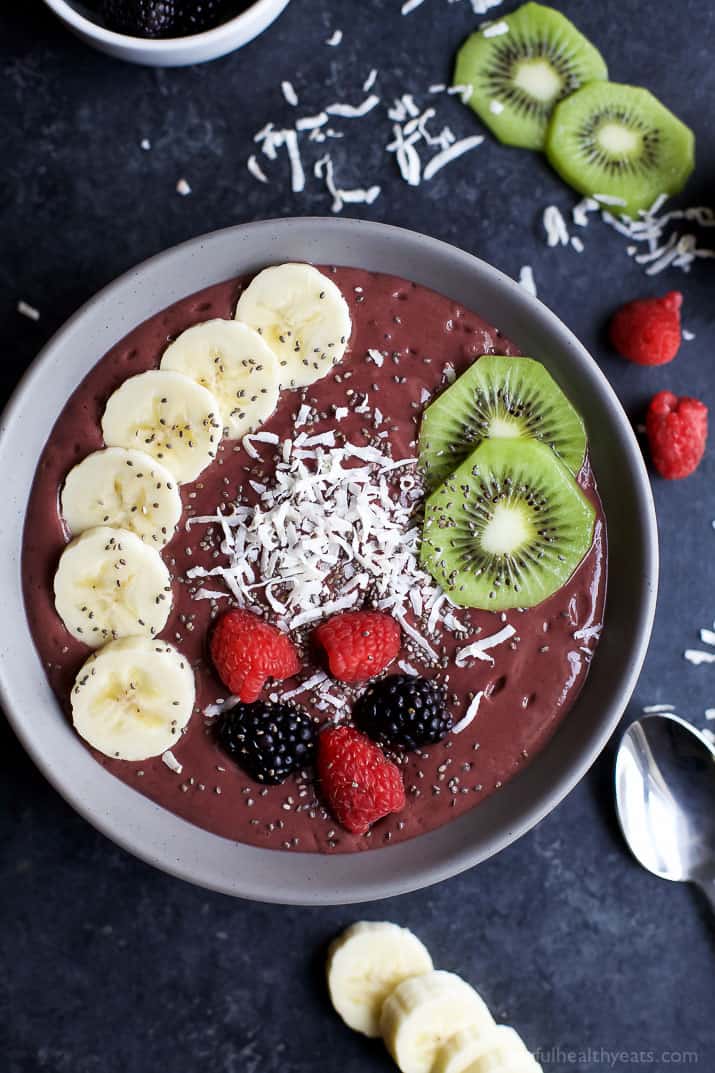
[245,38,485,211]
[187,435,515,720]
[542,194,715,276]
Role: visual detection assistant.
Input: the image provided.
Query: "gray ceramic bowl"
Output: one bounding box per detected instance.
[0,219,658,904]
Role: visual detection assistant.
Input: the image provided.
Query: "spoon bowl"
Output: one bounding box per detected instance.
[615,713,715,909]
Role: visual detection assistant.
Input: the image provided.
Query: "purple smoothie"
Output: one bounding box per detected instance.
[22,267,606,853]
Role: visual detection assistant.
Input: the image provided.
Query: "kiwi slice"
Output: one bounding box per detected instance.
[419,355,587,493]
[453,2,608,150]
[546,82,695,218]
[420,438,595,611]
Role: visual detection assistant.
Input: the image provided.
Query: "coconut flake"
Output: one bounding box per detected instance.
[17,300,40,321]
[518,265,537,297]
[176,178,192,197]
[247,154,269,183]
[423,136,484,181]
[326,95,380,119]
[543,205,570,247]
[482,19,509,36]
[452,691,484,734]
[455,625,516,666]
[281,81,298,106]
[162,750,183,774]
[642,704,676,713]
[684,649,715,666]
[325,29,342,45]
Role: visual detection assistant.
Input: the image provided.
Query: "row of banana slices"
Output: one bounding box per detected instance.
[55,264,352,762]
[327,922,542,1073]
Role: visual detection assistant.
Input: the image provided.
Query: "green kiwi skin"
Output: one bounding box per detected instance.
[546,82,696,218]
[418,354,587,493]
[420,438,596,612]
[453,2,608,151]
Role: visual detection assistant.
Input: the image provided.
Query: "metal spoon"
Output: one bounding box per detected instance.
[615,713,715,913]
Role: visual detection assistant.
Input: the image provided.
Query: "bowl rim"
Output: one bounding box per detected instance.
[0,217,658,904]
[41,0,286,49]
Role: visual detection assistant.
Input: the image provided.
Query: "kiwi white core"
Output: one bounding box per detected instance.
[514,59,562,103]
[597,121,640,156]
[488,415,522,439]
[481,502,534,556]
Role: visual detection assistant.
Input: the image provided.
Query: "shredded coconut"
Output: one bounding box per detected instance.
[281,80,298,106]
[162,750,183,774]
[17,300,40,321]
[176,178,192,197]
[543,205,570,248]
[325,30,342,45]
[452,690,484,734]
[188,440,465,657]
[247,154,269,183]
[455,624,516,666]
[518,265,537,297]
[684,649,715,666]
[482,19,509,36]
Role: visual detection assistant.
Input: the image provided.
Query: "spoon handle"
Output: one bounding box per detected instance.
[693,877,715,916]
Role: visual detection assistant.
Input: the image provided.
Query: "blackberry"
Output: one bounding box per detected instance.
[176,0,234,34]
[217,700,316,785]
[102,0,177,37]
[354,675,453,751]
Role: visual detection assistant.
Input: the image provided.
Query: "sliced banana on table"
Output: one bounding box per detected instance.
[380,971,495,1073]
[53,526,172,646]
[160,319,280,440]
[235,262,352,389]
[71,636,195,760]
[61,446,182,548]
[438,1025,542,1073]
[101,369,222,484]
[327,921,434,1038]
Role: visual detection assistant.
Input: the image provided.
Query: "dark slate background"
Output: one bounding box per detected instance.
[1,2,714,1070]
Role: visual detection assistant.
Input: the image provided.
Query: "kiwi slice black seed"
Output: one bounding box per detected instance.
[419,355,587,492]
[420,438,595,611]
[453,2,608,150]
[546,82,695,218]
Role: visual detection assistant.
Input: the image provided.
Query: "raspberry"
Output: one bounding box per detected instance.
[609,291,683,366]
[314,611,401,683]
[217,700,316,784]
[355,675,453,750]
[317,726,405,835]
[210,608,301,702]
[646,391,708,480]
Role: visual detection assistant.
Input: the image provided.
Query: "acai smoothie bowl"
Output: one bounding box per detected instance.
[0,219,657,903]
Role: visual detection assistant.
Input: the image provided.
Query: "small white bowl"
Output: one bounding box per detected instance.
[42,0,290,66]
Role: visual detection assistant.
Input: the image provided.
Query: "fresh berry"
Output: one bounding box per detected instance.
[217,700,316,784]
[102,0,177,36]
[646,391,708,479]
[314,611,401,683]
[609,291,683,366]
[354,674,453,750]
[210,608,301,702]
[317,726,405,835]
[176,0,233,33]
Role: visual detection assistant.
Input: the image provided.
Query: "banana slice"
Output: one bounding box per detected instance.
[61,447,182,548]
[54,526,172,646]
[71,636,195,760]
[435,1026,495,1073]
[327,922,434,1038]
[438,1025,542,1073]
[235,262,352,389]
[101,369,222,484]
[380,971,495,1073]
[160,319,280,440]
